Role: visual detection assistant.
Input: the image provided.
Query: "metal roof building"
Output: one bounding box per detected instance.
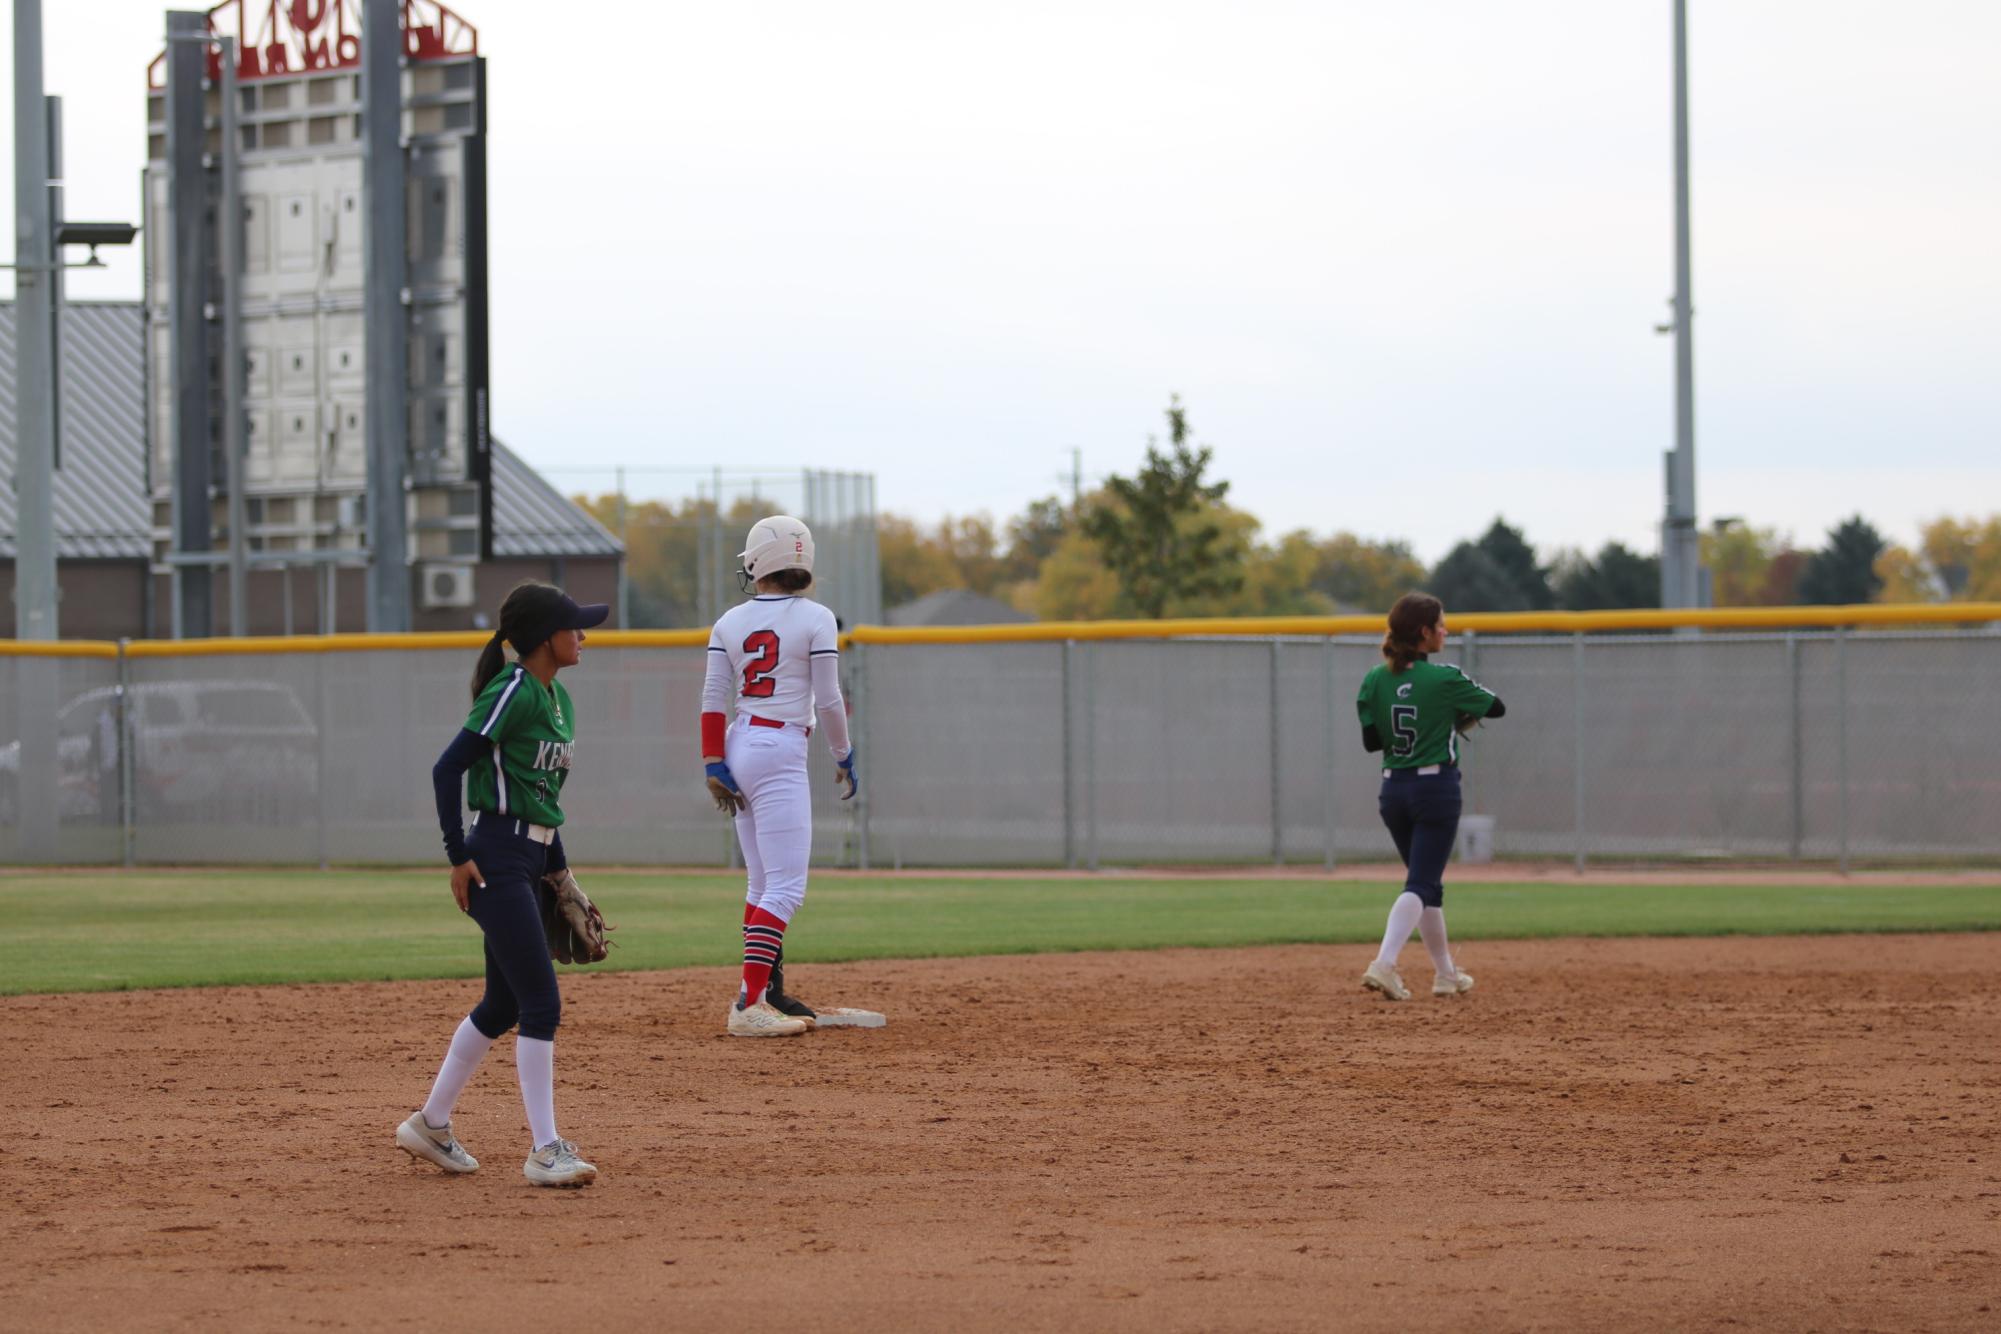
[488,438,621,559]
[0,300,621,636]
[0,302,151,561]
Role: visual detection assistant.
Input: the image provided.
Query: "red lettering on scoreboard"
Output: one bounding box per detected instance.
[148,0,478,88]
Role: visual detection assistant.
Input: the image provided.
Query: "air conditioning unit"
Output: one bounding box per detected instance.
[420,563,476,610]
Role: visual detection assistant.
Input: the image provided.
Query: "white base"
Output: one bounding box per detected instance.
[812,1007,886,1029]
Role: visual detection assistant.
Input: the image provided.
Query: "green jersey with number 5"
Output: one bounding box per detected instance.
[1356,657,1499,769]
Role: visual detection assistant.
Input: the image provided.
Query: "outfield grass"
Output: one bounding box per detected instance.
[2,871,1997,996]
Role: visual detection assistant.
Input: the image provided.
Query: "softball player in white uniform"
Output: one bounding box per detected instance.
[700,516,858,1037]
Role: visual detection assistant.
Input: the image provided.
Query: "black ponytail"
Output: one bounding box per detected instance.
[471,580,568,700]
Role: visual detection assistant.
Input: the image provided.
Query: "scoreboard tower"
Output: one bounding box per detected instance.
[145,0,488,634]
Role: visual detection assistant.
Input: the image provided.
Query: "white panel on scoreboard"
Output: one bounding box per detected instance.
[144,2,487,568]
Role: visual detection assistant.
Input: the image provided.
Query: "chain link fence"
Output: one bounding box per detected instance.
[3,628,1997,867]
[538,467,882,631]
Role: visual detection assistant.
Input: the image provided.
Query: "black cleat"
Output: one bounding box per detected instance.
[765,955,816,1020]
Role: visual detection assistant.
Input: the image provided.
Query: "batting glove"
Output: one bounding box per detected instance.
[705,761,746,815]
[835,748,859,802]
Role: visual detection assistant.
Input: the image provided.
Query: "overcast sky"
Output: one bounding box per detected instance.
[6,1,1996,563]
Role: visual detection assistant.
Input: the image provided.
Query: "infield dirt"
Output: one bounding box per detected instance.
[4,934,1997,1332]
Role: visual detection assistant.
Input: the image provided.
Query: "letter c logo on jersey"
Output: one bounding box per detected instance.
[1396,682,1414,699]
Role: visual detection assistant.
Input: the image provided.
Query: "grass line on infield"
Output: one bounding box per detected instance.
[2,871,1999,995]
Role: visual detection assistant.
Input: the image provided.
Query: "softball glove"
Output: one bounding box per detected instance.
[538,868,614,965]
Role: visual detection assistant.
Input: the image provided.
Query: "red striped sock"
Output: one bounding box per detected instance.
[740,906,787,1007]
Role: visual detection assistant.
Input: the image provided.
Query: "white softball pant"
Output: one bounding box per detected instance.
[725,720,812,924]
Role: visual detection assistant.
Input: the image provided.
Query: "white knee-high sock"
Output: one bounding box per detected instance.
[516,1036,558,1150]
[1418,907,1456,976]
[1375,892,1425,968]
[420,1017,495,1128]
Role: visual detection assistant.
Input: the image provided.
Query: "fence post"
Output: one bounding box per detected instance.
[314,649,329,870]
[852,640,871,870]
[117,640,135,867]
[1060,641,1075,868]
[1836,627,1849,874]
[1573,633,1586,873]
[1787,632,1803,862]
[1322,636,1337,872]
[1268,639,1283,865]
[1083,641,1098,871]
[1461,629,1478,820]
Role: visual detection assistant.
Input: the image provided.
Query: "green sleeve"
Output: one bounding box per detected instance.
[1445,667,1499,718]
[1355,668,1376,725]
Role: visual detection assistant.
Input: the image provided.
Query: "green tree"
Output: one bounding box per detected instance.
[1475,518,1555,610]
[1004,497,1070,583]
[1429,519,1553,611]
[1552,542,1661,610]
[1167,518,1331,618]
[1429,543,1531,611]
[1797,517,1884,604]
[1079,396,1244,617]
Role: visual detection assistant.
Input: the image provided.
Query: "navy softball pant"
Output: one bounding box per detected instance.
[1377,768,1462,908]
[463,822,561,1042]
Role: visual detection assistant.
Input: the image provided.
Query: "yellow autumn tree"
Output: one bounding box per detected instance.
[875,514,967,609]
[1024,529,1123,619]
[1873,515,2001,601]
[1698,524,1808,606]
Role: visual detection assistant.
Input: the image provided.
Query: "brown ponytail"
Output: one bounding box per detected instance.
[1383,592,1443,673]
[470,630,507,702]
[760,567,813,594]
[470,580,568,699]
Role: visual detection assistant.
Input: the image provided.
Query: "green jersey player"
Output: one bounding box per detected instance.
[397,581,607,1187]
[1355,592,1506,1002]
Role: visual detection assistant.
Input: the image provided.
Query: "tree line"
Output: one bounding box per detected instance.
[577,399,2001,626]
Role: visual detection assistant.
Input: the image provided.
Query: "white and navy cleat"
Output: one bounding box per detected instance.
[396,1111,478,1174]
[523,1138,597,1187]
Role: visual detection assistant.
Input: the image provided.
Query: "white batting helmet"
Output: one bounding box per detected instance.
[738,514,816,581]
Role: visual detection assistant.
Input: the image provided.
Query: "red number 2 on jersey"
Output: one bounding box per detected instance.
[741,631,780,698]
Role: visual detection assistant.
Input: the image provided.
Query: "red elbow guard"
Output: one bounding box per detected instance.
[701,711,726,757]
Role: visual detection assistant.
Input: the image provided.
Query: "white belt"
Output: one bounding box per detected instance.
[1384,764,1445,778]
[472,812,557,844]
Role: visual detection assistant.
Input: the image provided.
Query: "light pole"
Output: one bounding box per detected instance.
[10,0,135,866]
[13,0,57,643]
[10,26,139,641]
[1659,0,1703,609]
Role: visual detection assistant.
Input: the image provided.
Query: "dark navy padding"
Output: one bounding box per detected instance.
[463,822,561,1041]
[1377,768,1462,907]
[433,727,489,866]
